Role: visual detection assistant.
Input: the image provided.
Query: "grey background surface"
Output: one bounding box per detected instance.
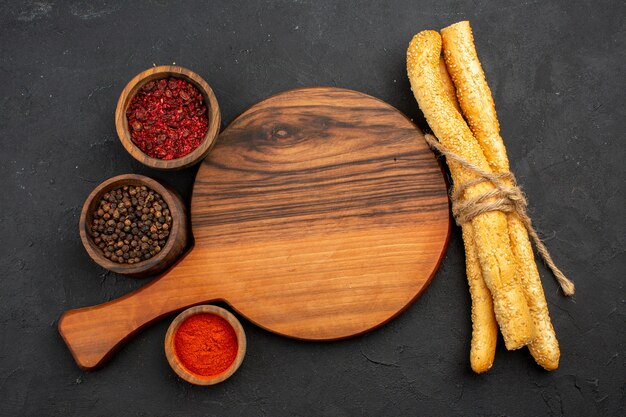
[1,0,624,416]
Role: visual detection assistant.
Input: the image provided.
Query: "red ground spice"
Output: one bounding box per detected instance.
[126,77,209,160]
[173,313,238,377]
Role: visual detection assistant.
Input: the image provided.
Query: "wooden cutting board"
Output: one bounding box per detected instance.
[59,87,450,370]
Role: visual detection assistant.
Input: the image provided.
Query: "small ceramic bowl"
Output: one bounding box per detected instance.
[115,65,221,170]
[164,305,246,385]
[79,174,188,277]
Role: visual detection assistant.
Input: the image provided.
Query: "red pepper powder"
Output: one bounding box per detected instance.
[126,77,209,160]
[174,313,238,377]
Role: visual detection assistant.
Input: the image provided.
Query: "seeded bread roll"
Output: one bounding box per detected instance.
[407,30,535,350]
[439,57,498,372]
[441,20,559,370]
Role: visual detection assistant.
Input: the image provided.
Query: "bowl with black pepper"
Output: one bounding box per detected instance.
[79,174,188,277]
[115,66,221,170]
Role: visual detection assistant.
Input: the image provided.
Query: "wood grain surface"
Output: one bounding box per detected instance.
[59,87,450,370]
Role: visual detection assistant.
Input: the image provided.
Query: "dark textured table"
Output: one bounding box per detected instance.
[1,1,624,416]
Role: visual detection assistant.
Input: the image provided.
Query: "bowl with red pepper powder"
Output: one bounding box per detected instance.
[165,305,246,385]
[115,66,221,170]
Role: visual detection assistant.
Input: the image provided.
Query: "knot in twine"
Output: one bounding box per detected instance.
[424,133,575,296]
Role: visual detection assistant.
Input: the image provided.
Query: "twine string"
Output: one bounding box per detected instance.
[424,133,575,296]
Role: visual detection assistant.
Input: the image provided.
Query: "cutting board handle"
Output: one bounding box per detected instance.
[58,248,217,370]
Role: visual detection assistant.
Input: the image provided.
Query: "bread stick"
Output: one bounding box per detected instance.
[462,223,498,373]
[407,30,535,350]
[438,59,498,372]
[438,57,462,113]
[441,20,559,369]
[440,21,507,172]
[509,217,560,369]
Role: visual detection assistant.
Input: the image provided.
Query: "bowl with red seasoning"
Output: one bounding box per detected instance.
[165,305,246,385]
[115,65,221,170]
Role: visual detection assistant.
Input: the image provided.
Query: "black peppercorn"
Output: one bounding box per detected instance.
[90,184,173,265]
